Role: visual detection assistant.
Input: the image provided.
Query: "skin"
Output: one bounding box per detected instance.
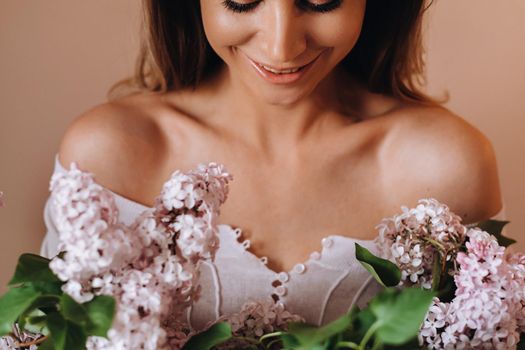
[59,0,503,274]
[195,0,385,147]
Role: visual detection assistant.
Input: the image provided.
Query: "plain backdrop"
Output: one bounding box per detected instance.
[1,0,524,292]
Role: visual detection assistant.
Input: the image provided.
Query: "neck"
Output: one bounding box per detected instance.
[202,64,366,160]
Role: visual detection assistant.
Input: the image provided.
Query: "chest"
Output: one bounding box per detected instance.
[214,158,395,273]
[151,113,414,274]
[158,118,403,273]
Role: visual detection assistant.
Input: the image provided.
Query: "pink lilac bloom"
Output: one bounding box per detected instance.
[45,161,232,350]
[212,296,305,350]
[419,228,525,349]
[374,198,467,289]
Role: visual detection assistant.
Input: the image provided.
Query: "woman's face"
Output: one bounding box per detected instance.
[200,0,367,106]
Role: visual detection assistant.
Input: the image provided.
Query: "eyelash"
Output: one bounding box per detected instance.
[221,0,343,14]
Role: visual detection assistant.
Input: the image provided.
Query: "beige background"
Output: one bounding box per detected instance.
[1,0,524,292]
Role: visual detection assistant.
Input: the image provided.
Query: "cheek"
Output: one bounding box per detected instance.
[308,1,366,54]
[200,2,255,54]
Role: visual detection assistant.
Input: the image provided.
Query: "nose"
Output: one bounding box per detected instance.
[261,2,307,65]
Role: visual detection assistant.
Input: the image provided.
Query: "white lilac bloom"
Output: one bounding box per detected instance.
[419,228,525,349]
[374,198,467,289]
[48,162,133,302]
[48,161,232,350]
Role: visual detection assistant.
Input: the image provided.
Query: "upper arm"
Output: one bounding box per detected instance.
[385,106,503,225]
[58,102,167,202]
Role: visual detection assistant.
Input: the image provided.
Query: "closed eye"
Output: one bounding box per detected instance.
[221,0,344,14]
[221,0,261,13]
[298,0,343,13]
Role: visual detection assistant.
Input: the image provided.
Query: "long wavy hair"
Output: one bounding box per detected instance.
[108,0,445,105]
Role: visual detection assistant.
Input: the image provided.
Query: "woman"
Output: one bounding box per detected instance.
[41,0,504,334]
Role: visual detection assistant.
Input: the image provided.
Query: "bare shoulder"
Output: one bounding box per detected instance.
[384,104,503,224]
[58,93,169,205]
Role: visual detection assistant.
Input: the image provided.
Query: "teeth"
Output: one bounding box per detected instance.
[261,65,301,74]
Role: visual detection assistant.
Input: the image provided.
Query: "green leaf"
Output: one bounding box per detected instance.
[45,311,66,349]
[344,307,377,343]
[21,309,49,335]
[8,254,61,286]
[337,306,361,345]
[369,288,435,345]
[279,333,301,348]
[59,294,115,338]
[0,285,42,335]
[29,281,64,296]
[476,219,515,247]
[182,322,232,350]
[37,338,55,350]
[17,295,59,331]
[355,243,401,287]
[476,219,509,235]
[279,334,319,350]
[46,312,87,350]
[382,336,421,349]
[84,295,116,337]
[287,315,353,347]
[60,294,90,327]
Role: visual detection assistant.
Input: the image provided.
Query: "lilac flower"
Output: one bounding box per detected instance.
[419,228,525,349]
[212,297,305,350]
[375,198,467,289]
[378,199,525,349]
[0,324,41,350]
[46,161,232,349]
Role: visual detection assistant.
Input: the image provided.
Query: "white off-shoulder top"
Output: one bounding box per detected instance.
[40,154,508,332]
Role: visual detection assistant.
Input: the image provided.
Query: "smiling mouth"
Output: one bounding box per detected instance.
[243,50,323,85]
[256,63,306,74]
[250,55,321,75]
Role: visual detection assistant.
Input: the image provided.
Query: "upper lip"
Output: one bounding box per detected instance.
[248,53,321,71]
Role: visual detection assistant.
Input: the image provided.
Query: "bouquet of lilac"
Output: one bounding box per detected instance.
[374,199,525,349]
[1,161,524,349]
[0,161,232,350]
[189,199,525,350]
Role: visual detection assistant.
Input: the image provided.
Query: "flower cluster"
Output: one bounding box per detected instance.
[375,198,467,289]
[419,228,525,349]
[47,162,232,350]
[212,297,305,350]
[0,324,41,350]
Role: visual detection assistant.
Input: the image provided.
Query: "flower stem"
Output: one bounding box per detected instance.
[358,320,382,349]
[422,237,445,251]
[431,252,442,291]
[259,331,284,342]
[336,340,360,349]
[370,336,382,350]
[15,335,48,347]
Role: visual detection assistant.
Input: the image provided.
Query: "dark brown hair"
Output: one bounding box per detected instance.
[108,0,445,105]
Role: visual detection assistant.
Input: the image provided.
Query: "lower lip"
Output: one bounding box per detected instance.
[246,54,320,85]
